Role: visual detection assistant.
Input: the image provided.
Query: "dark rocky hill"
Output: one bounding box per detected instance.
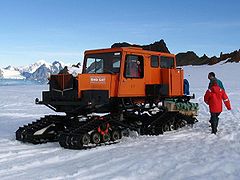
[176,50,240,66]
[111,40,239,66]
[111,40,170,53]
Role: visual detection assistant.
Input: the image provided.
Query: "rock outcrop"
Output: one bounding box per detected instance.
[111,39,170,53]
[176,50,240,66]
[220,50,240,63]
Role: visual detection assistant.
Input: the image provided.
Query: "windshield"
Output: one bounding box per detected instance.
[84,52,121,74]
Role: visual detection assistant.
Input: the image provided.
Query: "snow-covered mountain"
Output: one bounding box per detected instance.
[0,65,25,79]
[0,60,81,83]
[18,60,51,74]
[26,64,52,83]
[25,61,66,83]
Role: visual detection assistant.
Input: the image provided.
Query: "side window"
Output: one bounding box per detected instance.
[160,56,174,68]
[112,52,121,73]
[124,55,144,78]
[151,55,159,68]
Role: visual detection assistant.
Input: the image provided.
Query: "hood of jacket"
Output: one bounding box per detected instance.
[210,84,221,94]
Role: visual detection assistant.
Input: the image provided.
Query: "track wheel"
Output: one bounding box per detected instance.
[179,120,187,127]
[174,122,180,130]
[169,123,175,131]
[102,133,110,143]
[111,130,121,141]
[70,135,79,147]
[91,132,101,144]
[81,133,90,145]
[162,123,170,132]
[16,127,25,140]
[59,134,68,148]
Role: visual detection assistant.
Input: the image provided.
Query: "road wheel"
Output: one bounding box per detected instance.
[81,133,90,145]
[91,132,101,144]
[102,133,110,143]
[174,122,180,130]
[169,123,175,131]
[111,130,121,141]
[179,120,187,127]
[162,123,170,132]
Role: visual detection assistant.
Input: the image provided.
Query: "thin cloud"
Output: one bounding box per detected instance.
[192,21,240,28]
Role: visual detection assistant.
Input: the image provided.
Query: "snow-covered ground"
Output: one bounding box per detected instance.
[0,63,240,180]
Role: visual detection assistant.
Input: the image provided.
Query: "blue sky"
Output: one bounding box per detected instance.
[0,0,239,67]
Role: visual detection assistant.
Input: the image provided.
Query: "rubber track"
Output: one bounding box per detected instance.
[16,112,197,149]
[16,115,66,144]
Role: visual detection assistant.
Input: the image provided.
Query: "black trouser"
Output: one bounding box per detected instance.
[210,113,221,134]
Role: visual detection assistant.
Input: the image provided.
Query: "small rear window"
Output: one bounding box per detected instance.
[151,55,159,68]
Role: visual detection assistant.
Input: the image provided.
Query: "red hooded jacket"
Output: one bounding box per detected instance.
[204,84,231,113]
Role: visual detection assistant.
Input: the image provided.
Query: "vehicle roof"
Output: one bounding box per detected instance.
[84,47,175,57]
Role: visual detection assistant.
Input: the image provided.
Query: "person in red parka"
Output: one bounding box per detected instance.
[204,81,231,134]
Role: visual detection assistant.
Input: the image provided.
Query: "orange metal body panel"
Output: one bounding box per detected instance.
[160,68,184,96]
[77,74,119,98]
[78,47,183,98]
[171,69,184,96]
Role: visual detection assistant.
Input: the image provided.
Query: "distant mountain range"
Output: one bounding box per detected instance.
[0,60,82,83]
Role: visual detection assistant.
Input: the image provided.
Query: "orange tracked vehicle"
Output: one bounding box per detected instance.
[16,47,198,149]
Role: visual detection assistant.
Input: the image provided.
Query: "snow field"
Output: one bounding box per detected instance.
[0,63,240,180]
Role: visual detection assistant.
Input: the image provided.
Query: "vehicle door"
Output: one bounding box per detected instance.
[118,53,145,97]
